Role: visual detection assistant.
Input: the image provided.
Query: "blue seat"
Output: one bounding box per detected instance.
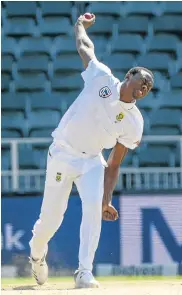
[104,53,135,71]
[40,2,72,17]
[5,18,36,36]
[2,74,11,91]
[150,126,181,136]
[15,73,47,91]
[150,109,182,132]
[40,17,71,36]
[113,34,143,54]
[152,71,168,91]
[2,55,13,72]
[89,2,121,17]
[5,1,37,17]
[2,113,27,137]
[119,16,149,35]
[54,37,77,55]
[17,55,49,73]
[90,36,109,57]
[29,111,61,136]
[137,92,158,111]
[18,146,40,169]
[153,16,182,35]
[30,92,62,112]
[1,150,11,170]
[148,34,178,54]
[51,74,83,91]
[137,53,171,72]
[29,129,54,138]
[53,55,82,73]
[19,37,52,56]
[170,72,182,89]
[137,146,174,167]
[125,1,159,16]
[88,17,114,35]
[159,91,182,110]
[1,129,23,138]
[2,37,17,57]
[162,2,182,15]
[2,93,27,115]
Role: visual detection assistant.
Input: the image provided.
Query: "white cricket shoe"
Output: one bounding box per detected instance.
[29,252,48,285]
[74,269,100,288]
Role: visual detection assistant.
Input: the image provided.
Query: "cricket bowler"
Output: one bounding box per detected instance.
[29,13,154,288]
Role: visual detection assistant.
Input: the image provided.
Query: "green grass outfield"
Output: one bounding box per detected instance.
[1,276,182,286]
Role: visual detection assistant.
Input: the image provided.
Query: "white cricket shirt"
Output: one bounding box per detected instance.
[52,58,144,156]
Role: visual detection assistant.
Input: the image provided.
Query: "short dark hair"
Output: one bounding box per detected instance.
[125,66,154,90]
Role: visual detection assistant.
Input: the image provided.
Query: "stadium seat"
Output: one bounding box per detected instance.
[30,92,62,112]
[90,36,109,57]
[137,146,174,167]
[2,93,27,116]
[89,2,121,17]
[150,126,181,136]
[1,129,23,138]
[148,34,178,54]
[29,111,61,136]
[153,16,182,35]
[2,37,17,57]
[53,56,83,73]
[137,92,159,111]
[2,55,13,72]
[19,37,52,56]
[15,73,48,91]
[112,34,144,54]
[40,17,71,36]
[18,146,40,169]
[17,55,49,73]
[159,91,182,110]
[104,53,135,71]
[2,74,11,91]
[5,1,37,17]
[137,53,172,72]
[125,1,159,16]
[170,72,182,89]
[88,17,114,35]
[150,109,182,133]
[54,36,77,55]
[29,129,54,138]
[40,2,72,17]
[2,113,27,137]
[1,150,11,170]
[51,74,83,91]
[118,17,149,35]
[152,71,168,91]
[4,18,36,36]
[162,2,182,15]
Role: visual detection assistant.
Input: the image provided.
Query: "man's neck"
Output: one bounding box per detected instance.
[119,81,135,104]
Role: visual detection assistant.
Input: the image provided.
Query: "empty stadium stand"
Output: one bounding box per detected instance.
[1,1,182,192]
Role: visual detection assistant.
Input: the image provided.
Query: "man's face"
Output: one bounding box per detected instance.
[127,71,153,100]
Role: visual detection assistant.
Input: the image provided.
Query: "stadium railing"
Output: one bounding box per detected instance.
[1,136,182,193]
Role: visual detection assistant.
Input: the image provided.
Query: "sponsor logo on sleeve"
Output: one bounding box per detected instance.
[99,86,112,98]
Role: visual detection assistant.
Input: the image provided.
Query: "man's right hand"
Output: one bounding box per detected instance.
[102,203,119,221]
[76,14,96,30]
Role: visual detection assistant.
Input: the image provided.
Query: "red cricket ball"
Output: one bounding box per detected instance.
[84,13,93,20]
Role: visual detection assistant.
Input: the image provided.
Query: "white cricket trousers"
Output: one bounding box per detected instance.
[29,142,105,271]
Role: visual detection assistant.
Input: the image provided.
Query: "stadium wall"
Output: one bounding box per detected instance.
[1,194,182,276]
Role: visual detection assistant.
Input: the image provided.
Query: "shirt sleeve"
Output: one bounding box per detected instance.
[118,132,142,150]
[81,58,111,84]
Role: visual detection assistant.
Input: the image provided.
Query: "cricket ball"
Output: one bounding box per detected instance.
[84,13,93,19]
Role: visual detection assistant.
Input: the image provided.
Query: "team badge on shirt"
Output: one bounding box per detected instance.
[99,86,112,98]
[116,112,124,121]
[56,172,62,182]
